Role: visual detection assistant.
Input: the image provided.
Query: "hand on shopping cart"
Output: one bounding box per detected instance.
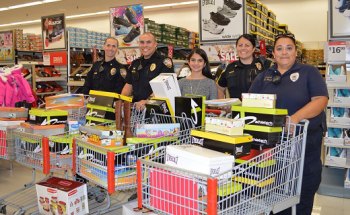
[135,100,147,111]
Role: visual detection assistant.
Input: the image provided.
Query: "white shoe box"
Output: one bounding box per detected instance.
[165,145,234,179]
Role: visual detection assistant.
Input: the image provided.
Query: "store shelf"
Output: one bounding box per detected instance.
[68,80,85,87]
[36,90,65,96]
[35,77,66,82]
[324,143,350,149]
[318,167,350,198]
[327,122,350,128]
[327,102,350,108]
[327,83,350,89]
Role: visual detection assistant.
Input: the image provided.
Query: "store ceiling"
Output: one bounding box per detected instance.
[0,0,189,26]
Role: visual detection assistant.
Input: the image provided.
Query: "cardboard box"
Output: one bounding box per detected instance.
[20,122,65,136]
[241,93,276,108]
[29,108,68,125]
[45,94,85,110]
[79,125,124,147]
[36,177,88,215]
[135,123,180,138]
[175,95,205,128]
[232,106,287,127]
[191,129,252,158]
[205,117,244,136]
[165,144,234,178]
[244,124,282,146]
[150,73,181,111]
[145,98,172,117]
[87,90,119,108]
[0,107,28,119]
[333,89,350,104]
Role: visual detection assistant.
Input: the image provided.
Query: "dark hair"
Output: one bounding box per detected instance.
[187,48,213,79]
[274,33,296,47]
[236,34,256,47]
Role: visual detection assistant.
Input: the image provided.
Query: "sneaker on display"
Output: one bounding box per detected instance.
[203,19,224,35]
[224,0,242,10]
[125,7,138,25]
[115,25,131,35]
[113,16,132,27]
[339,0,350,13]
[210,12,231,26]
[123,26,140,43]
[335,0,344,9]
[343,8,350,16]
[218,5,237,18]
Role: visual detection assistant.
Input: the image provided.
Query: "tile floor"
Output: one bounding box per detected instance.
[1,160,349,215]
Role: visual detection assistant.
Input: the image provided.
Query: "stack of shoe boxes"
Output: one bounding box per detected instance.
[188,32,199,49]
[14,29,43,51]
[67,27,109,49]
[175,27,189,48]
[160,24,177,46]
[302,49,325,67]
[144,18,162,40]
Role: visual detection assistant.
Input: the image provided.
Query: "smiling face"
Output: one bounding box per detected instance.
[138,33,157,59]
[188,53,206,74]
[273,37,297,70]
[103,38,118,61]
[236,37,255,62]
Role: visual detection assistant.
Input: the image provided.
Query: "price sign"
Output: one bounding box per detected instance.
[327,41,346,62]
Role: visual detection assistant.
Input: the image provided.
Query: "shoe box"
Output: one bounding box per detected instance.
[175,95,205,128]
[231,105,287,127]
[86,90,119,122]
[241,93,276,109]
[244,124,282,146]
[330,107,350,124]
[205,116,244,136]
[79,125,124,147]
[29,108,68,126]
[20,122,65,136]
[45,94,85,110]
[36,177,88,215]
[145,98,172,117]
[165,144,235,179]
[326,64,347,83]
[190,129,252,158]
[0,107,28,120]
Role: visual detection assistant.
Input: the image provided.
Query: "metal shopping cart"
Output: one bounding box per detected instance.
[73,110,197,214]
[0,105,87,215]
[0,125,18,170]
[136,120,309,215]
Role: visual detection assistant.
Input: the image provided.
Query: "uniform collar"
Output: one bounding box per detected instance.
[141,51,161,62]
[236,58,260,68]
[269,61,300,76]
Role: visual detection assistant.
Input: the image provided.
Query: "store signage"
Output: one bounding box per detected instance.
[168,44,174,58]
[43,51,67,66]
[201,44,238,62]
[41,13,66,51]
[327,41,346,62]
[0,30,14,62]
[259,40,266,56]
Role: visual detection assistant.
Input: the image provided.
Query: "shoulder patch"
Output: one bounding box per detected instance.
[163,58,173,68]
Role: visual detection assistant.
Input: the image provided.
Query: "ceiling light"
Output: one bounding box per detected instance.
[9,2,43,9]
[144,1,197,9]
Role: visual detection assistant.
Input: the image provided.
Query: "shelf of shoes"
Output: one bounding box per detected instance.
[67,27,109,50]
[33,65,67,98]
[14,29,43,52]
[321,41,350,192]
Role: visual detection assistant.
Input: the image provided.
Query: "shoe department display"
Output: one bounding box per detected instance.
[218,4,237,18]
[115,25,131,35]
[123,26,140,43]
[125,7,138,25]
[203,19,224,35]
[113,16,132,27]
[210,11,231,26]
[224,0,242,10]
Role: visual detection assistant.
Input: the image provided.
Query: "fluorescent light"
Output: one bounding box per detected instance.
[0,8,8,11]
[9,2,43,9]
[0,1,196,27]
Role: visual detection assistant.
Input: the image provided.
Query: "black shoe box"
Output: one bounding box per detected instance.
[146,98,172,117]
[190,129,252,158]
[231,106,287,127]
[244,125,282,146]
[88,90,119,108]
[175,95,205,128]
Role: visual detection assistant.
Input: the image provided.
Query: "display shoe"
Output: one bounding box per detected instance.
[339,0,350,13]
[113,16,132,27]
[36,67,52,77]
[335,0,345,9]
[44,82,55,92]
[36,83,46,93]
[49,30,63,42]
[210,12,231,26]
[123,26,140,43]
[21,68,31,79]
[48,81,64,92]
[224,0,242,10]
[343,8,350,16]
[125,7,138,24]
[51,68,61,77]
[218,5,237,18]
[115,25,131,35]
[203,19,224,35]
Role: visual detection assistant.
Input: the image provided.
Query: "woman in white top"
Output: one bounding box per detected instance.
[178,48,218,99]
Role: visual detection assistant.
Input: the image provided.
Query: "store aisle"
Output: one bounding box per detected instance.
[0,160,349,215]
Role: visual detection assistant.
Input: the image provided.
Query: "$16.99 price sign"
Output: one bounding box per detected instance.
[327,41,346,62]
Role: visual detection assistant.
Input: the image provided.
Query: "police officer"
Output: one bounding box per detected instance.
[82,37,127,95]
[249,34,328,215]
[217,34,271,99]
[121,32,174,110]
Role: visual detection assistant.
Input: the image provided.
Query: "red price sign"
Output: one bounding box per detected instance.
[327,41,346,62]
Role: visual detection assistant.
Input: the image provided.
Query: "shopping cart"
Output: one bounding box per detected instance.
[0,125,18,169]
[136,120,309,215]
[73,110,196,214]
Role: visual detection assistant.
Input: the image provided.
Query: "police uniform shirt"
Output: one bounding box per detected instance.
[125,52,174,102]
[217,58,270,99]
[249,62,328,130]
[82,58,127,95]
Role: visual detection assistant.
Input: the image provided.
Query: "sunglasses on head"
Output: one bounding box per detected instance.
[275,33,296,43]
